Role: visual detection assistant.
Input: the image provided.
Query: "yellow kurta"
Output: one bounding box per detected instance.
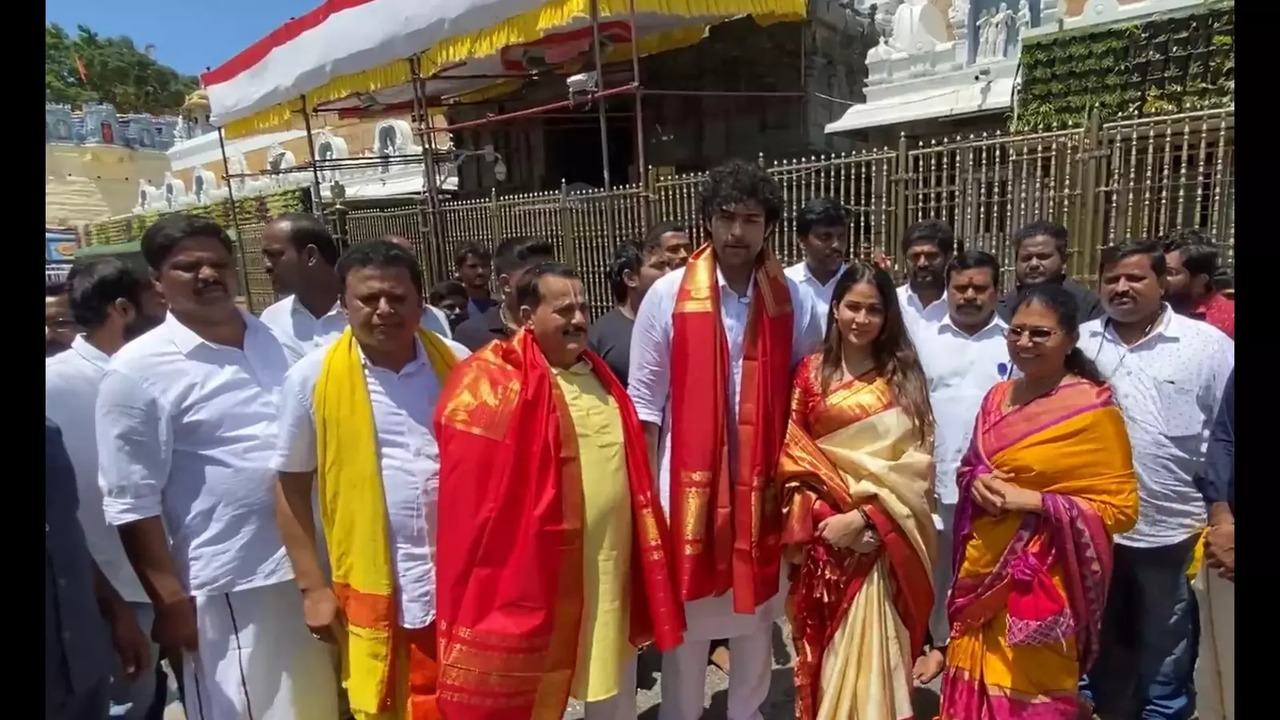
[552,361,634,702]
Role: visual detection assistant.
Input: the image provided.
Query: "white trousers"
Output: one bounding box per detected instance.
[658,629,773,720]
[1193,568,1235,720]
[581,654,639,720]
[929,504,956,647]
[182,581,338,720]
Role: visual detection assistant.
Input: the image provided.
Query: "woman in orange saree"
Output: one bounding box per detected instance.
[778,263,938,720]
[938,284,1139,719]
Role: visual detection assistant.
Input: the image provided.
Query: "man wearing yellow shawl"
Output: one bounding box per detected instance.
[434,262,685,720]
[272,240,471,720]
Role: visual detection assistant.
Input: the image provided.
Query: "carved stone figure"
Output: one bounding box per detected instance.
[949,0,970,43]
[993,3,1014,57]
[867,35,896,63]
[875,0,902,42]
[976,8,997,59]
[889,0,949,54]
[1016,0,1033,36]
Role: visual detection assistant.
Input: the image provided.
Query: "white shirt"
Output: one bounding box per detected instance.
[916,313,1015,506]
[784,261,846,332]
[1077,306,1234,548]
[272,337,470,629]
[95,312,295,596]
[260,295,453,363]
[896,284,948,340]
[627,265,824,639]
[46,337,148,603]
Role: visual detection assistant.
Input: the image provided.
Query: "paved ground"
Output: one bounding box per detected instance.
[564,620,943,720]
[163,620,945,719]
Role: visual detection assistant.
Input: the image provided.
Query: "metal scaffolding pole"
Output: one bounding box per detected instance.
[216,127,254,310]
[411,56,445,284]
[298,95,326,221]
[626,0,649,230]
[589,0,616,242]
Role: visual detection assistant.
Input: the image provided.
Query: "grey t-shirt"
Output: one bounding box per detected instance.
[588,307,635,387]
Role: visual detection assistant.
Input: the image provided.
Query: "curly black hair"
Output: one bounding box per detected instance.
[697,159,783,227]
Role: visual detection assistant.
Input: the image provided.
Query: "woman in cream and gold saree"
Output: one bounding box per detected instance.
[778,263,938,720]
[938,284,1138,720]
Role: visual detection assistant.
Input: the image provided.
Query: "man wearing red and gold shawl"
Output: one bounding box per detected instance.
[628,160,826,720]
[434,262,685,720]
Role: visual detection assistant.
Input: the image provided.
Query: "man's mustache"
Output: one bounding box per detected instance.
[194,281,226,293]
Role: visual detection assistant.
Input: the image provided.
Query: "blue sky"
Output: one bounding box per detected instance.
[47,0,319,77]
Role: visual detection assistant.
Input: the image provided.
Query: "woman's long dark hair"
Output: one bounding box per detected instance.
[1011,284,1108,386]
[820,262,935,443]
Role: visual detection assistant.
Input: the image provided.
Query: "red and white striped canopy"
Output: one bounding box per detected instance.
[201,0,805,138]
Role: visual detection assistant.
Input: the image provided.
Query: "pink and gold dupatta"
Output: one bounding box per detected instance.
[939,380,1138,720]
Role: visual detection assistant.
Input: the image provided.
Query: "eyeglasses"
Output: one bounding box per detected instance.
[1004,326,1061,343]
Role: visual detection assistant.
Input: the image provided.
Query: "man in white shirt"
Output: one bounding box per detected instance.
[260,218,451,362]
[1076,240,1233,720]
[783,197,851,334]
[273,240,469,718]
[895,219,953,338]
[46,258,169,720]
[258,212,348,361]
[96,214,337,720]
[628,160,825,720]
[912,249,1012,683]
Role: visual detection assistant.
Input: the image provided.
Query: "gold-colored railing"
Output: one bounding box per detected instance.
[319,109,1235,317]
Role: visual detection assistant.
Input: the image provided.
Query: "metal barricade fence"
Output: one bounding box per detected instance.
[73,109,1218,316]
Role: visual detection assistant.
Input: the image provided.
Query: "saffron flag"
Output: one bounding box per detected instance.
[74,54,87,83]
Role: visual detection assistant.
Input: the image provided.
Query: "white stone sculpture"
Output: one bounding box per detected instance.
[225,154,250,196]
[373,119,423,176]
[889,0,950,54]
[976,9,997,59]
[949,0,970,43]
[134,179,167,214]
[162,172,192,209]
[1016,0,1033,35]
[314,131,350,182]
[867,35,896,63]
[993,3,1014,58]
[190,168,219,203]
[875,0,903,43]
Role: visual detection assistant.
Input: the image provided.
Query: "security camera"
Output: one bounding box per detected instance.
[567,72,599,95]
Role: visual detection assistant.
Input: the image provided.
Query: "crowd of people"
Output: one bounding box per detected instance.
[46,158,1235,720]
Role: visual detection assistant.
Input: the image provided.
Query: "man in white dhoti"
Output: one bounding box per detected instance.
[1195,369,1234,720]
[628,160,824,720]
[96,214,338,720]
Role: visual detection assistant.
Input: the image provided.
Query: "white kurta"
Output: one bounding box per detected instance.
[271,336,470,629]
[628,265,824,640]
[95,311,337,720]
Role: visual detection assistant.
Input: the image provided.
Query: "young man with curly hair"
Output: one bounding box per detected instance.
[628,159,825,720]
